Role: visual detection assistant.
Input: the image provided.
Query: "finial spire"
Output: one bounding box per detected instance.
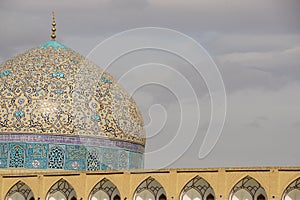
[51,11,56,40]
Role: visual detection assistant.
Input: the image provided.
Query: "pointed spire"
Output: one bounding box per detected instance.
[51,12,56,40]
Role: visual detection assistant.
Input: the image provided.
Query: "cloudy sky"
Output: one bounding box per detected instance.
[0,0,300,169]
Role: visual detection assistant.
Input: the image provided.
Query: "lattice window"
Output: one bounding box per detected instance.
[87,150,99,171]
[180,176,215,200]
[48,146,64,169]
[282,177,300,200]
[89,178,121,200]
[5,181,34,200]
[46,179,77,200]
[134,177,166,200]
[230,176,267,200]
[9,145,25,168]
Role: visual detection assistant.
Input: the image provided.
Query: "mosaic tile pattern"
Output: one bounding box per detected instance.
[87,150,100,171]
[130,151,144,169]
[118,150,129,169]
[0,40,145,145]
[0,140,143,170]
[0,40,145,170]
[9,145,25,168]
[48,146,64,169]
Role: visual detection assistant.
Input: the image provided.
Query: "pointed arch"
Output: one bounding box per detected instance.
[48,146,65,169]
[282,177,300,200]
[229,176,267,200]
[89,178,121,200]
[5,180,34,200]
[46,178,77,200]
[180,176,215,200]
[9,145,25,168]
[134,177,166,200]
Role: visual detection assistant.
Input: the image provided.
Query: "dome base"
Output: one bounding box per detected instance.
[0,133,144,171]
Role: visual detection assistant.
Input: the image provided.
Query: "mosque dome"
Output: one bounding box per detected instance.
[0,14,145,171]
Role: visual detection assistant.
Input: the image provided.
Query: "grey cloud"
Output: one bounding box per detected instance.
[215,45,300,93]
[203,34,300,55]
[174,84,300,168]
[292,121,300,127]
[1,0,300,60]
[247,117,268,128]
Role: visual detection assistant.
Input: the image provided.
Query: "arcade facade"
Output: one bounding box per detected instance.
[1,167,300,200]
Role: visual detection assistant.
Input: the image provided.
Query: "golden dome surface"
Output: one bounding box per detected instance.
[0,40,145,146]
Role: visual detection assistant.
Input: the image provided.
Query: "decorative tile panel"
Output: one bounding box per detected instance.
[9,145,25,168]
[0,140,143,170]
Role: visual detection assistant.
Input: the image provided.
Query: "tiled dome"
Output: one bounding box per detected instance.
[0,40,145,170]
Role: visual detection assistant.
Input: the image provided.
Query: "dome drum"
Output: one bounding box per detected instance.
[0,134,144,170]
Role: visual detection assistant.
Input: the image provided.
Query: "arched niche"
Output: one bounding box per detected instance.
[48,146,65,169]
[229,176,267,200]
[86,149,100,171]
[5,181,34,200]
[89,178,121,200]
[134,177,166,200]
[9,145,25,168]
[46,178,77,200]
[282,177,300,200]
[180,176,215,200]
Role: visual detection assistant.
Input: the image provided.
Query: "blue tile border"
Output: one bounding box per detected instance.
[0,141,143,171]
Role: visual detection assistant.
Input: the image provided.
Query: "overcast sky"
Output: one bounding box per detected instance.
[0,0,300,169]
